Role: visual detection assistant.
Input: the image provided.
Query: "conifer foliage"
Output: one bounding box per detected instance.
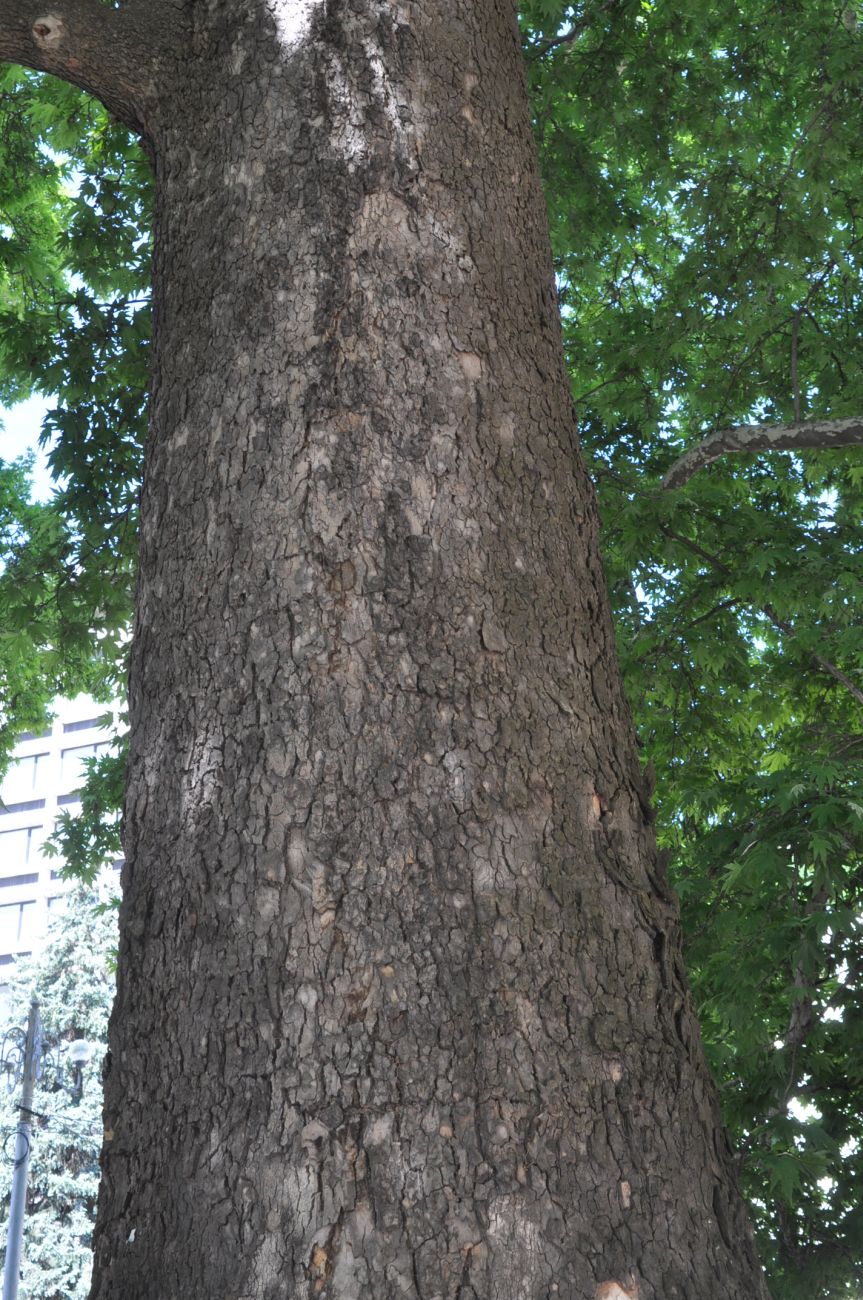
[0,892,114,1300]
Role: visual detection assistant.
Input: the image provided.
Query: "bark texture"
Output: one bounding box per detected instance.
[2,2,770,1297]
[662,415,863,489]
[0,0,179,133]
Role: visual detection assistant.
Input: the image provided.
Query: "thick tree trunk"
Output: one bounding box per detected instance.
[3,2,770,1297]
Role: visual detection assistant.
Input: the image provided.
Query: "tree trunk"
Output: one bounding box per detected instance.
[2,2,770,1297]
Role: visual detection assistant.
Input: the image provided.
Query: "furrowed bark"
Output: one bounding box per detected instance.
[662,416,863,490]
[0,0,181,133]
[7,0,772,1296]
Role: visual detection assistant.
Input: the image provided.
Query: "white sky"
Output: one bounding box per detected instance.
[0,394,55,501]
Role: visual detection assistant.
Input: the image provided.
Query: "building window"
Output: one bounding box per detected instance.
[60,742,111,791]
[0,900,38,952]
[0,826,44,871]
[63,716,111,734]
[0,799,45,817]
[0,752,50,804]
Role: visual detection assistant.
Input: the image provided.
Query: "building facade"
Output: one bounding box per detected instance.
[0,697,121,967]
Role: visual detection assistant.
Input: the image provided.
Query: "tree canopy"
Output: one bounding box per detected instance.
[1,2,861,1294]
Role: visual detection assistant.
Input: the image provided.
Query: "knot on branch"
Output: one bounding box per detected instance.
[32,13,65,47]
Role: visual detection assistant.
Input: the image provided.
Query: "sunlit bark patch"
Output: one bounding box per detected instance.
[272,0,324,51]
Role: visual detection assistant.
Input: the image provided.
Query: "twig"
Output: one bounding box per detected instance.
[527,17,591,60]
[525,0,621,61]
[791,309,802,424]
[660,526,863,709]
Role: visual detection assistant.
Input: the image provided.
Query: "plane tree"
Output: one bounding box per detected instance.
[0,0,861,1296]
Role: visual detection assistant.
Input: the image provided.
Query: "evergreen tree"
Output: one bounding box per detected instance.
[0,890,115,1300]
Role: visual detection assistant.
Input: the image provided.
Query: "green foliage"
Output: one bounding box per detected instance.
[0,889,116,1299]
[2,4,863,1294]
[43,740,125,887]
[0,451,125,786]
[522,2,863,1293]
[0,457,57,766]
[0,64,150,768]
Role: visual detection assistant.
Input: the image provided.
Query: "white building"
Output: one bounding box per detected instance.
[0,696,121,967]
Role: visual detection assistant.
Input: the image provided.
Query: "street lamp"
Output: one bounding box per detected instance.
[0,1001,91,1300]
[66,1039,92,1103]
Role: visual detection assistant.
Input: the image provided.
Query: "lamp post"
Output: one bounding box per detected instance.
[0,1001,90,1300]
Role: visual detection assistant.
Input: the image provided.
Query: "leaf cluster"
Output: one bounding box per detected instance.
[521,2,863,1292]
[0,66,150,764]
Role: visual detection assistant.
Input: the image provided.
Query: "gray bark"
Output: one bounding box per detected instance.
[1,1,770,1297]
[662,416,863,489]
[0,0,180,133]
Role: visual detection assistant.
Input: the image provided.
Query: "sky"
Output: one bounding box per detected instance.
[0,393,55,501]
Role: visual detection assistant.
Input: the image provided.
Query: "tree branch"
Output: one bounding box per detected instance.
[526,0,623,61]
[791,310,803,424]
[662,416,863,490]
[527,17,591,60]
[660,525,863,709]
[0,0,182,135]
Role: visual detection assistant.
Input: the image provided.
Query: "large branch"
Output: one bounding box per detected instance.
[0,0,182,134]
[662,416,863,490]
